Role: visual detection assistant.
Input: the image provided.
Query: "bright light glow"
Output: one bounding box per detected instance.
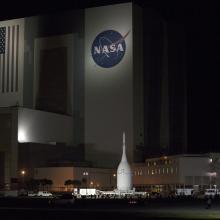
[21,170,26,176]
[18,129,27,143]
[90,181,93,185]
[113,173,116,177]
[207,172,217,176]
[209,158,213,163]
[83,172,88,176]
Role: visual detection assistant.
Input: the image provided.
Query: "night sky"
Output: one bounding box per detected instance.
[1,0,220,152]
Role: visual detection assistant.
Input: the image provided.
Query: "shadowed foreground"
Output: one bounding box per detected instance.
[1,197,220,219]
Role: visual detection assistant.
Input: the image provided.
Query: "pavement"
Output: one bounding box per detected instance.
[1,198,220,219]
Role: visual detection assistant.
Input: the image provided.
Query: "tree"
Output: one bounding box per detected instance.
[64,179,73,191]
[64,179,81,191]
[39,179,53,191]
[64,179,73,186]
[72,180,81,188]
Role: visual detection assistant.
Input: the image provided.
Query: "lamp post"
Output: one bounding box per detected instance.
[20,170,26,189]
[111,173,116,189]
[83,171,89,188]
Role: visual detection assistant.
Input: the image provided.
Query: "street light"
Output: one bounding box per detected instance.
[20,170,26,189]
[109,173,116,189]
[21,170,26,176]
[83,171,89,188]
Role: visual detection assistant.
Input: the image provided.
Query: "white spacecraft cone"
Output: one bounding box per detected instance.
[117,132,132,191]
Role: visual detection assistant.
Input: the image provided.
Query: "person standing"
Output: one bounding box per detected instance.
[206,197,212,209]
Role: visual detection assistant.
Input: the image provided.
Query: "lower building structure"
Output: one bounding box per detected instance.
[132,153,220,194]
[0,106,74,189]
[34,167,116,191]
[32,153,220,194]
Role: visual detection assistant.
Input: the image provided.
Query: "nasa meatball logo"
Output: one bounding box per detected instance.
[91,30,130,68]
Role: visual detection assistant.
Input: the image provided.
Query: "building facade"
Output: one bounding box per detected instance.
[0,3,145,188]
[133,153,220,193]
[0,2,191,189]
[0,107,74,187]
[34,166,116,191]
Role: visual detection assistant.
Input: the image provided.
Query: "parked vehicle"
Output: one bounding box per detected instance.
[37,191,53,197]
[28,191,53,197]
[204,189,220,198]
[27,191,38,197]
[175,188,194,196]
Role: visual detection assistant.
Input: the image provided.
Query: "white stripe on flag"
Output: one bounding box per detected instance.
[0,25,20,93]
[4,26,8,93]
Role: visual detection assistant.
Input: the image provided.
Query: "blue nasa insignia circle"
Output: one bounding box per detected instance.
[91,30,126,68]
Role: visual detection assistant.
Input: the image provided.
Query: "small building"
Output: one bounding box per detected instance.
[34,166,117,191]
[132,153,220,193]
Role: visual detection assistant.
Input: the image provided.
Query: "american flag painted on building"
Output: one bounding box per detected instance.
[0,24,20,93]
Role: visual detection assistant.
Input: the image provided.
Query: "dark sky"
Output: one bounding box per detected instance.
[1,0,220,150]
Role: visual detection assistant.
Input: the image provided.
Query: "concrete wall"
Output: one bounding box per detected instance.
[133,161,179,185]
[179,157,210,185]
[85,3,134,167]
[23,11,85,147]
[133,4,144,161]
[18,108,73,145]
[23,11,84,109]
[133,155,214,187]
[0,107,18,186]
[34,167,116,190]
[35,167,74,188]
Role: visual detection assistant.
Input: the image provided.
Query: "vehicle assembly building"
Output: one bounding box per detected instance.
[0,2,189,190]
[0,3,144,188]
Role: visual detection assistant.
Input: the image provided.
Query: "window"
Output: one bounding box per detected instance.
[167,168,169,174]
